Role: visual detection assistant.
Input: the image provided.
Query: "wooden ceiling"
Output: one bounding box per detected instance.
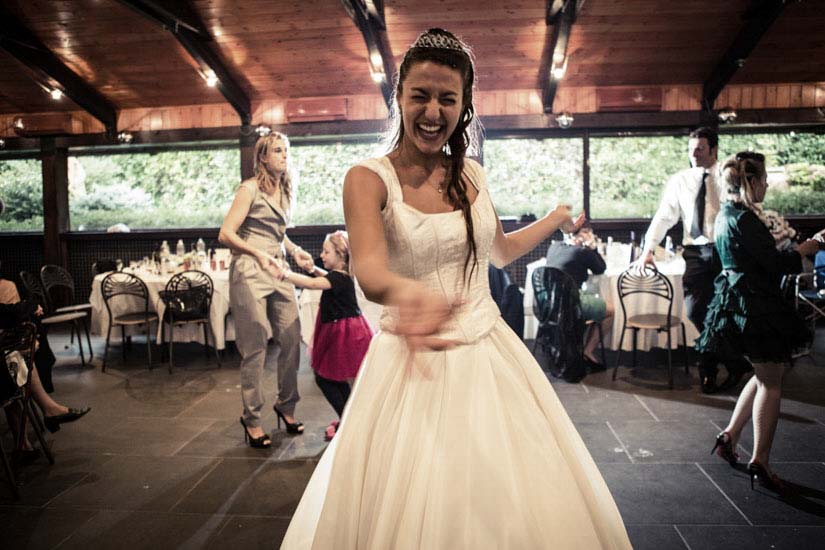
[1,0,823,120]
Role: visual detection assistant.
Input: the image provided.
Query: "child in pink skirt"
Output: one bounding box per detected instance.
[273,231,373,440]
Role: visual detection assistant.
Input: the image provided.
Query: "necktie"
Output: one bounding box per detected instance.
[690,171,707,239]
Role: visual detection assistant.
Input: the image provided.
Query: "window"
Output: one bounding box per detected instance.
[290,141,379,225]
[69,148,240,231]
[721,131,825,216]
[589,135,686,219]
[0,158,42,232]
[484,137,583,218]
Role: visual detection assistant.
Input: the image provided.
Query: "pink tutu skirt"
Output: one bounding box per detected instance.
[311,314,374,381]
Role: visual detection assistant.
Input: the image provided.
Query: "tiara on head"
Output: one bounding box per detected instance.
[411,31,466,52]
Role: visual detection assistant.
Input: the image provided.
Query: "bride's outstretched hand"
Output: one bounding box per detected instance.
[550,205,586,234]
[391,282,461,351]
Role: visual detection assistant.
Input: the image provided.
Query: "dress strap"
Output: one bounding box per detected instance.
[355,157,402,207]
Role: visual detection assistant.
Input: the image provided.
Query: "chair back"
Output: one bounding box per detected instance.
[616,265,675,324]
[100,271,151,322]
[533,267,582,326]
[532,266,585,381]
[0,322,38,363]
[40,264,76,310]
[161,270,213,321]
[19,271,50,311]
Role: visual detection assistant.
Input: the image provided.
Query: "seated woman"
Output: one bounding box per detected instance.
[699,152,824,491]
[545,222,614,366]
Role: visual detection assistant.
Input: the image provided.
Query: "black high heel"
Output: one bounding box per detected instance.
[43,407,91,433]
[747,462,782,492]
[239,417,271,449]
[710,431,739,466]
[273,405,304,435]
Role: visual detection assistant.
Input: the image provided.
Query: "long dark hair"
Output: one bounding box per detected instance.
[391,28,480,281]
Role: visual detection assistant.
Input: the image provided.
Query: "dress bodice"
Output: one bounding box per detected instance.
[356,156,501,344]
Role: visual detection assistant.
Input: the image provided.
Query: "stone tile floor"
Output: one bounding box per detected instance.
[1,328,823,549]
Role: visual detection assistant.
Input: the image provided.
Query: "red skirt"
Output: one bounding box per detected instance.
[311,314,374,382]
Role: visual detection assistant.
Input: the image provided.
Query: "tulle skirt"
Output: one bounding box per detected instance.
[282,318,631,549]
[311,314,373,381]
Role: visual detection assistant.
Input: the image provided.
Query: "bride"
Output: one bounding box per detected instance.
[280,28,631,549]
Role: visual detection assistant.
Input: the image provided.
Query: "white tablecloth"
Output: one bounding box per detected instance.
[523,256,699,351]
[89,269,235,350]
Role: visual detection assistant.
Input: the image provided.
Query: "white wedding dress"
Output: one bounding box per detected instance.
[280,157,631,549]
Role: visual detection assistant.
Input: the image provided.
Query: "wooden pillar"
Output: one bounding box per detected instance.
[41,137,69,267]
[582,129,590,219]
[240,125,255,181]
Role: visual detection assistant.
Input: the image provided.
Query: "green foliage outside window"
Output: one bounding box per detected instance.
[484,138,583,217]
[0,159,42,231]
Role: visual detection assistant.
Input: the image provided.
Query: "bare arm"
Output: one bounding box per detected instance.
[283,235,315,272]
[490,205,584,268]
[282,270,332,290]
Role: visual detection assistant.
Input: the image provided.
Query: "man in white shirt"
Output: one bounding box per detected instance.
[637,127,749,394]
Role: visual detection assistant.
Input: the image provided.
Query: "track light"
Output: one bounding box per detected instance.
[255,124,272,137]
[117,131,134,144]
[0,138,5,149]
[717,107,737,124]
[204,70,219,87]
[49,88,63,100]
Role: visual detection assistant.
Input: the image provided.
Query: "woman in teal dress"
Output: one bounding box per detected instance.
[699,152,823,491]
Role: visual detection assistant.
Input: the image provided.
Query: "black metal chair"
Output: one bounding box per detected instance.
[39,265,93,361]
[612,265,688,389]
[158,270,221,373]
[19,271,88,367]
[532,267,590,380]
[1,322,55,499]
[100,272,158,372]
[785,264,825,362]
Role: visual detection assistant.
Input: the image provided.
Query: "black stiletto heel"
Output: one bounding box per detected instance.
[747,462,782,492]
[239,417,271,449]
[273,405,304,435]
[710,431,739,466]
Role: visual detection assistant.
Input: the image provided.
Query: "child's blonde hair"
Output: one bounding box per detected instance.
[326,230,350,273]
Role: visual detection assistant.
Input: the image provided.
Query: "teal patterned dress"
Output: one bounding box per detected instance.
[696,202,809,363]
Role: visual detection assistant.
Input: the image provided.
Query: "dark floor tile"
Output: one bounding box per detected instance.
[0,505,97,549]
[678,525,825,550]
[599,463,748,525]
[609,420,721,463]
[624,524,687,550]
[718,421,825,463]
[701,462,825,526]
[172,459,316,517]
[47,455,219,512]
[556,388,654,423]
[54,416,218,458]
[208,515,291,550]
[632,392,738,422]
[0,453,114,506]
[573,422,632,464]
[57,510,223,550]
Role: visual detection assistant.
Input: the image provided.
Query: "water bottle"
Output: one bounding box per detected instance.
[196,238,206,253]
[176,239,185,257]
[629,231,637,263]
[160,240,171,259]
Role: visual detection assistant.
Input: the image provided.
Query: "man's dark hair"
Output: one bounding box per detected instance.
[689,127,718,150]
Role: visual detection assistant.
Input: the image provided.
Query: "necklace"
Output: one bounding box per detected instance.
[430,180,445,194]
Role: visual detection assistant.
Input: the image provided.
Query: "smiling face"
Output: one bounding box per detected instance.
[320,239,345,271]
[752,171,769,203]
[397,61,464,158]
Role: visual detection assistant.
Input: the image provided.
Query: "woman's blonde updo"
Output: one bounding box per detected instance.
[720,151,767,211]
[253,132,294,207]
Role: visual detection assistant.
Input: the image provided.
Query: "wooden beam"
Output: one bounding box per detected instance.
[0,6,118,134]
[540,0,577,114]
[341,0,396,108]
[702,0,787,112]
[40,138,69,266]
[116,0,251,125]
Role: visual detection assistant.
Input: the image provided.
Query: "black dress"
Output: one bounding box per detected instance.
[696,202,809,364]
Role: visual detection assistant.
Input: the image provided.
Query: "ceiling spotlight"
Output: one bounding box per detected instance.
[369,51,383,70]
[204,70,219,87]
[0,138,5,149]
[555,112,574,129]
[50,88,63,100]
[13,117,24,130]
[551,64,566,80]
[370,70,386,83]
[717,107,737,124]
[255,124,272,137]
[117,131,134,144]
